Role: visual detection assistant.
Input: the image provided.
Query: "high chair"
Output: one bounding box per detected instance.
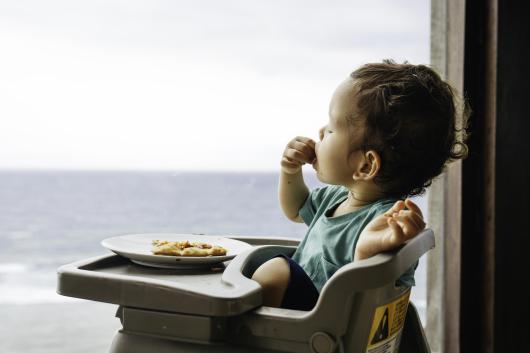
[57,229,434,353]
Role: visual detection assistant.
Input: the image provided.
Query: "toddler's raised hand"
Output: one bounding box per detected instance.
[354,199,426,261]
[281,136,317,174]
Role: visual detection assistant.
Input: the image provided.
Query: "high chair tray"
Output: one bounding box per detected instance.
[57,235,300,317]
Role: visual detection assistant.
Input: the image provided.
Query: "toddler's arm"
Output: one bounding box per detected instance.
[278,136,316,223]
[354,199,426,261]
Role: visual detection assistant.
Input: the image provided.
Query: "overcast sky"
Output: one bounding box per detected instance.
[0,0,430,171]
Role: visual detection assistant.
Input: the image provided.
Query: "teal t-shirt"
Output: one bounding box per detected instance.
[293,185,418,293]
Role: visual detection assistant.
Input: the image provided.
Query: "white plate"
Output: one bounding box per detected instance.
[101,233,252,269]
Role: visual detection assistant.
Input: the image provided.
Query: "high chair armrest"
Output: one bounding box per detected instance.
[326,228,434,291]
[222,245,297,288]
[313,229,434,319]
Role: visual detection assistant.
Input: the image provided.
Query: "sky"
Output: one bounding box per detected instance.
[0,0,430,171]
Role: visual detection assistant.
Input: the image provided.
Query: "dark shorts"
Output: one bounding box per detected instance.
[273,254,320,311]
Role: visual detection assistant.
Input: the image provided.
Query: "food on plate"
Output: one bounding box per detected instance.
[151,239,228,257]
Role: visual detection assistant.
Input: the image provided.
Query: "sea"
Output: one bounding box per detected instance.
[0,171,428,353]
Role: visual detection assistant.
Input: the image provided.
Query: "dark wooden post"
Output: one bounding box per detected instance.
[461,1,530,352]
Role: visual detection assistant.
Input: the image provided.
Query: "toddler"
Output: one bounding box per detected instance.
[251,59,469,311]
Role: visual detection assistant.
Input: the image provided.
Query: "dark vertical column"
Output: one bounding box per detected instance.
[461,1,530,352]
[493,1,530,352]
[461,1,492,352]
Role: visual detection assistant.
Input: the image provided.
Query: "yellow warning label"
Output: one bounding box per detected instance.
[365,289,410,353]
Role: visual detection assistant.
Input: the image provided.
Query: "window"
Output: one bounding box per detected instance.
[0,1,431,351]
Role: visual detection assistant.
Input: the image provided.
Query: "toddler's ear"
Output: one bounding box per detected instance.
[352,150,381,181]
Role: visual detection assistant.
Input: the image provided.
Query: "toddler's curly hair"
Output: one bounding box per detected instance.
[349,59,470,198]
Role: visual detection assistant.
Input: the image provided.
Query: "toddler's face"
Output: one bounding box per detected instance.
[313,78,365,186]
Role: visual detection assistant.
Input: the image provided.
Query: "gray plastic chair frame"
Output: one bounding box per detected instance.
[218,228,434,353]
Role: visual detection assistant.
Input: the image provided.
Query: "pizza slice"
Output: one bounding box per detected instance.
[151,239,228,257]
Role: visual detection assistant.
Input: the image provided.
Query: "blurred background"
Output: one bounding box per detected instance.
[0,1,430,352]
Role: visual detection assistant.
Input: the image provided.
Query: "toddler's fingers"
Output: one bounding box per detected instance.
[283,156,302,166]
[396,210,425,230]
[383,200,405,217]
[294,136,316,148]
[302,138,317,149]
[284,155,301,162]
[387,217,405,246]
[391,214,422,238]
[402,208,426,229]
[410,211,426,229]
[288,140,316,159]
[404,198,424,219]
[284,148,313,164]
[281,158,303,174]
[281,157,301,170]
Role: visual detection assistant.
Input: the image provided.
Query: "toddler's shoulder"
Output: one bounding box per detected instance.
[312,184,348,203]
[368,197,400,216]
[323,184,348,197]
